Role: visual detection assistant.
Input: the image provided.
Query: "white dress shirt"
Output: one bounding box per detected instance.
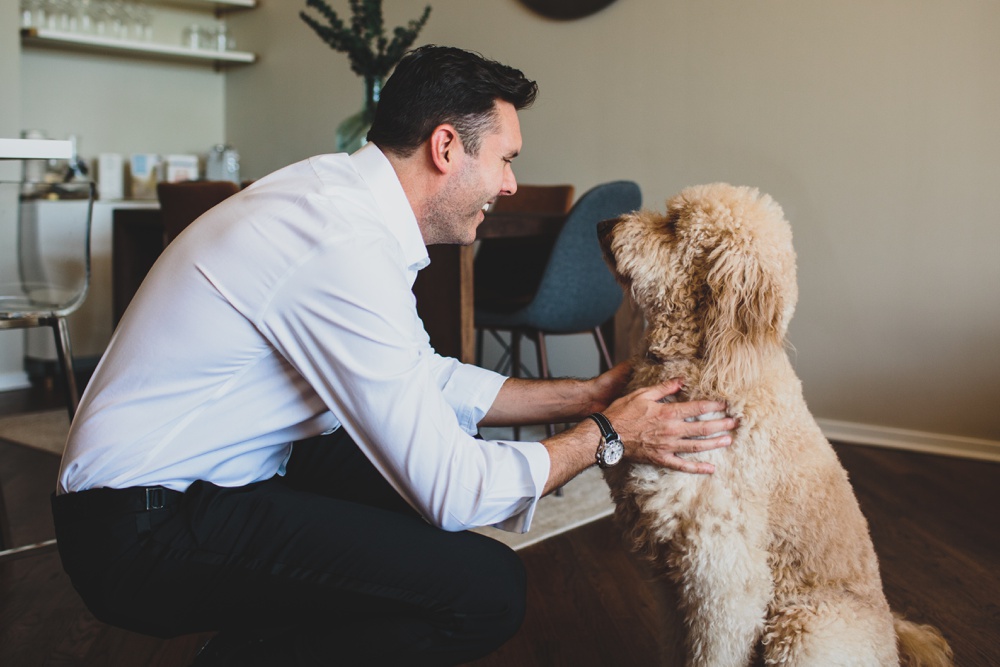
[57,144,550,533]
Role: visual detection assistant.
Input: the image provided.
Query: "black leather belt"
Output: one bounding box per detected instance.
[52,485,183,523]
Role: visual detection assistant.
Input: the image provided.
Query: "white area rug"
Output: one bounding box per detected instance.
[474,425,615,550]
[0,413,615,551]
[0,409,69,456]
[474,465,614,551]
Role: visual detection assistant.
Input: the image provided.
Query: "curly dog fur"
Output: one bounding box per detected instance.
[598,183,953,666]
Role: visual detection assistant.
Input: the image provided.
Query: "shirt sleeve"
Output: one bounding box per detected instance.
[256,231,549,532]
[424,353,503,435]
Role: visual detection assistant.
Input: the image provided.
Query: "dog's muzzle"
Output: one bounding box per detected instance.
[597,217,621,271]
[597,217,618,242]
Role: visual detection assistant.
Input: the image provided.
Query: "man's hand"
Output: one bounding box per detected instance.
[582,361,632,415]
[541,377,736,493]
[603,378,736,474]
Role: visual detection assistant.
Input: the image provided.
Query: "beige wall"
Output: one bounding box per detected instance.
[1,0,25,386]
[229,0,999,442]
[19,50,226,158]
[2,1,997,443]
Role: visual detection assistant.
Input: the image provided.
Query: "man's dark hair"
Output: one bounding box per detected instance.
[367,45,537,158]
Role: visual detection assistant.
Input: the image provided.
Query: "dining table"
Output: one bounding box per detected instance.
[111,207,640,367]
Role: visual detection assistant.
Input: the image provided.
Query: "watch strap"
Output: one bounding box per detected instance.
[587,412,618,441]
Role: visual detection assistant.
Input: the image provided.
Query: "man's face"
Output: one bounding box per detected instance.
[424,101,522,246]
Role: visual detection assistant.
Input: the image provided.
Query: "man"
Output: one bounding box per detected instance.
[53,46,735,665]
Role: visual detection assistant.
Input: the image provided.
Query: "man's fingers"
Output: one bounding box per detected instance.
[639,434,730,472]
[664,399,729,421]
[659,454,715,475]
[642,378,685,401]
[686,418,738,439]
[683,433,732,452]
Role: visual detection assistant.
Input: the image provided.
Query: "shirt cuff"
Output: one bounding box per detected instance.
[441,363,507,435]
[486,439,550,533]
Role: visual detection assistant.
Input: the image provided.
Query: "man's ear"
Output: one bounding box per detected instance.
[429,124,461,174]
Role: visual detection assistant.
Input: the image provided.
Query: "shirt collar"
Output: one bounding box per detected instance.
[350,143,430,273]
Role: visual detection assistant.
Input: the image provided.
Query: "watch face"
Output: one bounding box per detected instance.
[600,438,624,467]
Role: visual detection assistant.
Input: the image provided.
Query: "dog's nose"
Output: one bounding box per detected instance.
[596,217,620,271]
[597,217,617,237]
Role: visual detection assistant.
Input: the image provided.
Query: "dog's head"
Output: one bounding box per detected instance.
[599,183,797,395]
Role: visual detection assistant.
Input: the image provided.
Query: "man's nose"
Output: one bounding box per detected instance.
[502,166,517,197]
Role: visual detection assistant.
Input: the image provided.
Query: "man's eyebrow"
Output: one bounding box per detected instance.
[505,150,520,160]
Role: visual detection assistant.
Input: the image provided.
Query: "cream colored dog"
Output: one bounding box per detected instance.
[598,183,953,667]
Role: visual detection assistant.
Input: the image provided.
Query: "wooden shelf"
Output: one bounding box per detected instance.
[0,138,73,160]
[20,28,256,67]
[152,0,256,12]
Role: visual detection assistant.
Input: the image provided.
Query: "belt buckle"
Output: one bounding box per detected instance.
[145,487,167,511]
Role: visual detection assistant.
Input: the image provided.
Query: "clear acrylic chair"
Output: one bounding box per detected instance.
[0,180,95,419]
[0,179,94,561]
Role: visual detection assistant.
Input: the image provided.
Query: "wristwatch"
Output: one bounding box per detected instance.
[588,412,624,469]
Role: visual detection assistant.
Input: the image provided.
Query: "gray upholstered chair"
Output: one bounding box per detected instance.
[475,180,642,437]
[474,184,575,372]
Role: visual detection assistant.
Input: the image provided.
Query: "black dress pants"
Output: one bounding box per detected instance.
[52,429,527,666]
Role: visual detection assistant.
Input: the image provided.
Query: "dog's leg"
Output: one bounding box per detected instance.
[674,509,772,667]
[761,596,897,666]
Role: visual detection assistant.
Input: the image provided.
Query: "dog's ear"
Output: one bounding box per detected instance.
[700,239,785,395]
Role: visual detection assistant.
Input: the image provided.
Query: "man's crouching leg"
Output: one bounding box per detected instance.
[190,527,527,667]
[301,529,527,666]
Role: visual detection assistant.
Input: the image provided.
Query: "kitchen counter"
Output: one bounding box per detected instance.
[0,138,72,160]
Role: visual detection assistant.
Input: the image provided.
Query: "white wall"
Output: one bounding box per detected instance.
[3,0,997,445]
[0,0,20,152]
[227,0,1000,442]
[17,4,227,158]
[1,0,27,389]
[19,50,225,158]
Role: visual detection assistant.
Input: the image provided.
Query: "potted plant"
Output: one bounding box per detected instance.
[301,0,432,152]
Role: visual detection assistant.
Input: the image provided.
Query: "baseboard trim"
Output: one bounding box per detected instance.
[0,371,30,393]
[817,418,1000,464]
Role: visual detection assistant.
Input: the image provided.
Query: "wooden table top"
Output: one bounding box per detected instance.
[477,211,566,240]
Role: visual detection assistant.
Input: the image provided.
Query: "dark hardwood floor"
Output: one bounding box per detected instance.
[1,382,997,666]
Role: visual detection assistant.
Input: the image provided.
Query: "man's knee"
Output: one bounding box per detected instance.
[440,535,527,655]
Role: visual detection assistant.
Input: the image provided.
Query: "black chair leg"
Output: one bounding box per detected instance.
[532,332,566,496]
[486,329,513,375]
[533,332,556,439]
